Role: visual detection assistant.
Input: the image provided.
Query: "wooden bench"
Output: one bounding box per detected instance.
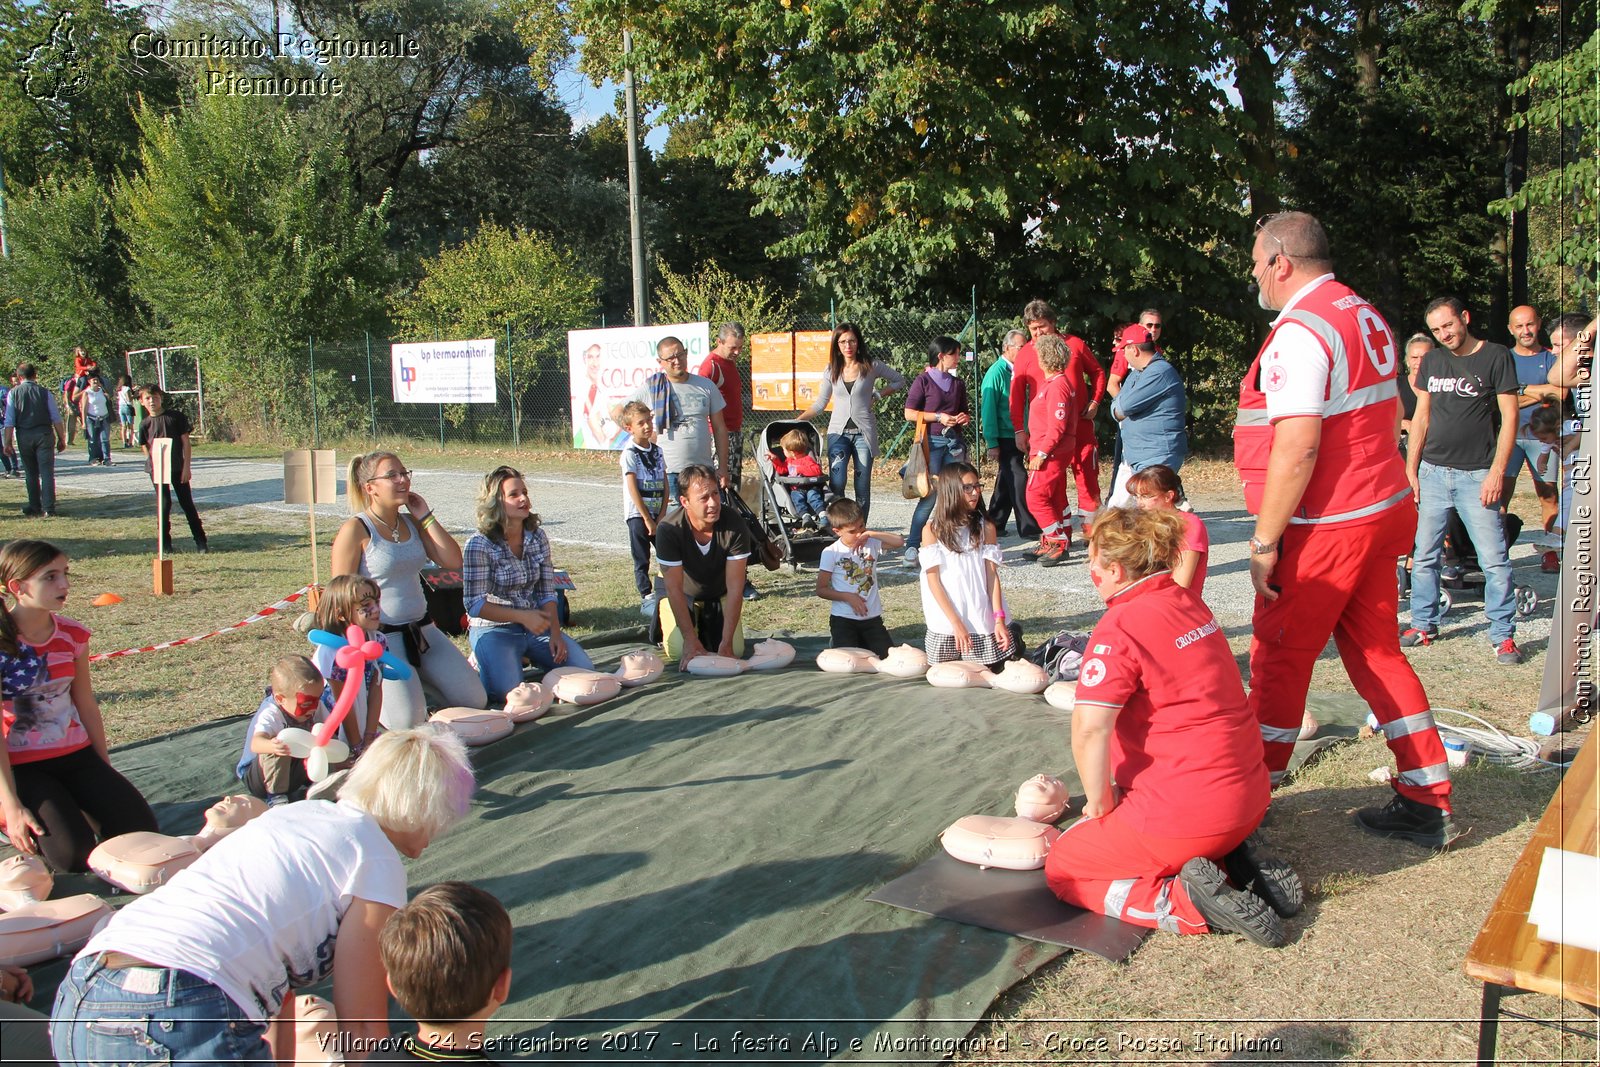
[1462,726,1599,1063]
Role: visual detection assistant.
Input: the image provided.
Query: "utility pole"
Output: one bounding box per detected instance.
[623,30,647,326]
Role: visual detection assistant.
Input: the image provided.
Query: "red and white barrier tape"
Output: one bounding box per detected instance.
[89,587,311,663]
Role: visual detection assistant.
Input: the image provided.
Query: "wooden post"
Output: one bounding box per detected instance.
[285,449,338,606]
[151,438,174,595]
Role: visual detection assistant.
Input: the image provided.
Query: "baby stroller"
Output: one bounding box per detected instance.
[753,419,836,567]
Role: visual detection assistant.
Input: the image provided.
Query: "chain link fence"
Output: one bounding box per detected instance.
[190,305,1252,459]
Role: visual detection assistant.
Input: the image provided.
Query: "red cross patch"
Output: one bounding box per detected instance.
[1264,365,1287,392]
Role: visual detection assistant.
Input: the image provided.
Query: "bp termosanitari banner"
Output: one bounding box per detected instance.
[391,339,498,404]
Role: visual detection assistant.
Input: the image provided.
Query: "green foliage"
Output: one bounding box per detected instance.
[651,258,796,335]
[1282,1,1505,328]
[0,0,180,188]
[0,168,141,368]
[115,87,391,436]
[1492,25,1599,303]
[391,222,598,425]
[565,0,1248,319]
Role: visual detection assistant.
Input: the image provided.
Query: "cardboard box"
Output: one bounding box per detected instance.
[750,332,796,411]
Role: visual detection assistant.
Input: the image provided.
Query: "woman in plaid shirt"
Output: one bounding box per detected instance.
[462,467,594,703]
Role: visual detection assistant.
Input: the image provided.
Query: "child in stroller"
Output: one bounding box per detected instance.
[771,428,831,531]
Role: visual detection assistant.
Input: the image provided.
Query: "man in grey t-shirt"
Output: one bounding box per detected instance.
[614,336,730,499]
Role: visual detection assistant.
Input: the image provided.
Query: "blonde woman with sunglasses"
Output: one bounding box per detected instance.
[331,452,486,726]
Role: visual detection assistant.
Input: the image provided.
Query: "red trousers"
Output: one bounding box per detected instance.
[1044,802,1261,934]
[1025,458,1072,536]
[1071,419,1101,510]
[1247,503,1451,807]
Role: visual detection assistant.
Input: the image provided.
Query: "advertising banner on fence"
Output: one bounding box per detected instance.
[567,322,711,449]
[391,339,498,404]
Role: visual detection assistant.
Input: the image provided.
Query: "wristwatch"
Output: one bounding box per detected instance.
[1249,536,1278,555]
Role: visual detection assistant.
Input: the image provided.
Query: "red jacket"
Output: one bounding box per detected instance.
[1027,373,1078,461]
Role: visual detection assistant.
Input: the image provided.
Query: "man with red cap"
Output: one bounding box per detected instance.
[1107,324,1187,506]
[1237,211,1458,848]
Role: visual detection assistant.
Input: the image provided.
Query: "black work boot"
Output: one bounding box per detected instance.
[1223,833,1305,918]
[1352,791,1461,849]
[1179,857,1287,948]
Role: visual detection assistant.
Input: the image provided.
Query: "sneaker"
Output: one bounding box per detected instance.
[742,581,761,602]
[639,594,658,618]
[1399,628,1435,648]
[1039,539,1071,567]
[1178,857,1287,947]
[1494,637,1522,665]
[1353,791,1460,849]
[1020,540,1046,561]
[904,547,919,566]
[1441,563,1463,582]
[1541,550,1560,574]
[266,793,291,808]
[1222,833,1304,918]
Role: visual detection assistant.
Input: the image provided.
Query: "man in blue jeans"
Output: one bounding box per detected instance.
[1403,296,1522,664]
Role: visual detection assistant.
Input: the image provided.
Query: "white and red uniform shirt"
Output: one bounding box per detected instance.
[1027,373,1078,461]
[1,614,92,765]
[1010,333,1102,432]
[696,352,744,432]
[1233,274,1409,526]
[1074,573,1268,836]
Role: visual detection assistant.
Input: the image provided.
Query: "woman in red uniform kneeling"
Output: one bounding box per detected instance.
[1043,507,1302,946]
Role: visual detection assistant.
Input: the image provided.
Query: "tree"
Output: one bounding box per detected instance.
[559,0,1250,319]
[390,221,598,420]
[0,0,180,189]
[1281,0,1505,331]
[652,257,796,334]
[1486,0,1599,306]
[0,169,140,365]
[115,87,391,431]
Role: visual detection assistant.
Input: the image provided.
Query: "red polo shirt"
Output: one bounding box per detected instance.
[1073,572,1268,835]
[696,352,743,432]
[1010,333,1103,432]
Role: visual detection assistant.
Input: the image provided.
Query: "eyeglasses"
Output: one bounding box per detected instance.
[369,468,412,482]
[658,351,686,363]
[960,481,983,494]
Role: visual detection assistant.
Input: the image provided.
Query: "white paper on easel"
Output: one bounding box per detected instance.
[1528,846,1600,952]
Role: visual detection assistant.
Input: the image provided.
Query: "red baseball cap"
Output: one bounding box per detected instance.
[1119,324,1154,347]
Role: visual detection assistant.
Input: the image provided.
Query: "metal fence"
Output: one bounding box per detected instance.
[283,308,1003,459]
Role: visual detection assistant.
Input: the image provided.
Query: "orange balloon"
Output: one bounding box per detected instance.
[91,593,124,606]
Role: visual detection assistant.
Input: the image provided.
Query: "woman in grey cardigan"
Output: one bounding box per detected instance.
[800,323,907,519]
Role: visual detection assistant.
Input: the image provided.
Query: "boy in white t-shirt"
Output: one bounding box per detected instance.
[619,400,669,616]
[815,497,904,657]
[235,656,333,805]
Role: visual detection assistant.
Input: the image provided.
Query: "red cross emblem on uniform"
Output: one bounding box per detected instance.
[1265,365,1287,391]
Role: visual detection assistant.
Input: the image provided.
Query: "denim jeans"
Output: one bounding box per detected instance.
[787,486,826,518]
[827,432,874,518]
[469,622,595,704]
[1410,461,1515,641]
[908,434,967,548]
[84,415,110,463]
[51,953,272,1064]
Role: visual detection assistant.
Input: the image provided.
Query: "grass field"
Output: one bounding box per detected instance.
[0,448,1593,1064]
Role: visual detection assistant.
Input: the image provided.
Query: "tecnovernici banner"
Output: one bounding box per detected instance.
[391,339,498,404]
[567,322,711,449]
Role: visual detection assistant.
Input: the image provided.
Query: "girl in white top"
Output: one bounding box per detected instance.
[52,726,476,1065]
[331,451,486,727]
[917,462,1016,669]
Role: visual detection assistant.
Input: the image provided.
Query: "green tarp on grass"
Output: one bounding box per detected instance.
[28,638,1080,1062]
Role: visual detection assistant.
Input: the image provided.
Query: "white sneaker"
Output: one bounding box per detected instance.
[904,547,919,566]
[639,594,658,618]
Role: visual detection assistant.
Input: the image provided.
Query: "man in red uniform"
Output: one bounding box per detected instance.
[1010,300,1105,561]
[1236,211,1458,848]
[1023,334,1077,565]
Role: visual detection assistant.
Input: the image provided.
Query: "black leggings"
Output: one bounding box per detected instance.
[156,480,207,548]
[11,746,159,873]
